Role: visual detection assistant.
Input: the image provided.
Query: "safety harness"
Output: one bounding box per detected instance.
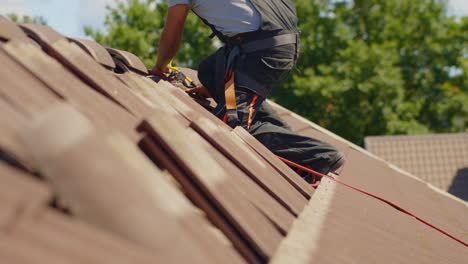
[221,32,299,127]
[192,0,300,127]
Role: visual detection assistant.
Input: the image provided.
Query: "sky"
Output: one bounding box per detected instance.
[0,0,467,39]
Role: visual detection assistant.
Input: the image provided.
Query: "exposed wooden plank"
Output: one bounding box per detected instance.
[0,96,32,167]
[38,210,160,263]
[232,127,314,199]
[68,38,115,69]
[0,48,59,117]
[117,72,295,235]
[2,41,139,141]
[273,178,468,264]
[271,178,336,264]
[200,135,295,234]
[12,218,140,263]
[169,87,227,126]
[134,77,304,216]
[139,136,259,263]
[124,73,219,125]
[0,17,38,46]
[129,81,295,234]
[20,24,63,46]
[0,183,50,234]
[18,24,153,117]
[0,230,80,264]
[142,113,283,261]
[116,72,191,127]
[107,48,148,75]
[191,117,307,216]
[0,163,51,219]
[108,133,245,264]
[341,148,468,244]
[49,40,154,117]
[20,103,242,264]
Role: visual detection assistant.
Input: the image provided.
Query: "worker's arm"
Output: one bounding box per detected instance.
[151,4,189,73]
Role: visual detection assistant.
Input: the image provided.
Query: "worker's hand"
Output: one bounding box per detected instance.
[186,85,211,98]
[149,68,196,89]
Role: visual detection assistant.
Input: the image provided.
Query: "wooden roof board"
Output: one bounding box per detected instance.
[20,24,63,46]
[1,19,466,263]
[0,16,37,45]
[17,24,153,117]
[106,134,244,264]
[132,85,296,234]
[0,48,60,117]
[191,117,307,216]
[273,178,468,264]
[1,41,139,141]
[139,136,257,263]
[49,40,154,117]
[133,80,305,213]
[0,163,50,209]
[0,97,33,167]
[341,148,468,243]
[37,210,160,263]
[118,73,295,237]
[143,113,283,261]
[68,38,116,69]
[115,72,190,126]
[192,129,295,235]
[3,214,158,264]
[107,48,148,74]
[12,219,132,263]
[20,104,241,264]
[0,232,79,263]
[232,127,314,199]
[169,87,229,127]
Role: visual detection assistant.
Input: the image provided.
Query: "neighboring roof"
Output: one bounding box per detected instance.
[0,17,467,263]
[365,134,468,200]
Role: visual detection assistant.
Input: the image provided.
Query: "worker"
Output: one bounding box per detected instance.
[150,0,345,182]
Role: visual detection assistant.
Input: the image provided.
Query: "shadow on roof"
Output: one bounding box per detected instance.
[448,168,468,201]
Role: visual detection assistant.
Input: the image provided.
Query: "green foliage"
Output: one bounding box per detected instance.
[86,0,467,145]
[273,0,467,145]
[6,13,47,25]
[85,0,216,68]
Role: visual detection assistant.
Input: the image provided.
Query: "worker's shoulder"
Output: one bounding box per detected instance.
[168,0,192,8]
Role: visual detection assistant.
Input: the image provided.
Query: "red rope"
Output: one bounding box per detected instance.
[277,156,468,247]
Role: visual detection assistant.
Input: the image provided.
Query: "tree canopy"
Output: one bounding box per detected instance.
[86,0,467,145]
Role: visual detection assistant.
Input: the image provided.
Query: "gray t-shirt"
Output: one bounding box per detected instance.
[169,0,261,37]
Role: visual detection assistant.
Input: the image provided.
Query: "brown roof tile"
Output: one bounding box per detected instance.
[272,178,468,264]
[365,134,468,196]
[142,114,283,261]
[0,16,37,45]
[1,20,466,264]
[107,48,148,74]
[68,38,116,69]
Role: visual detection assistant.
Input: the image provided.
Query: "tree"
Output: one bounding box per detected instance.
[86,0,467,145]
[273,0,467,145]
[6,13,47,25]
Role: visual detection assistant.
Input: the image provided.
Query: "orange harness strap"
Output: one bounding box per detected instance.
[224,71,238,127]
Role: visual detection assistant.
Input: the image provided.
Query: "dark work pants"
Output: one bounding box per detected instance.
[198,44,344,177]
